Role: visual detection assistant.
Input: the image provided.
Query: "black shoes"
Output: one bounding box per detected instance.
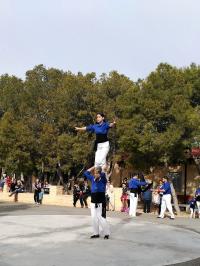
[90,234,100,239]
[90,234,110,239]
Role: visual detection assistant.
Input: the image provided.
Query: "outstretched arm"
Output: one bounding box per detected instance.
[109,119,116,128]
[75,126,87,131]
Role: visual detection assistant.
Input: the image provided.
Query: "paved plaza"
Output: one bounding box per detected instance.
[0,202,200,266]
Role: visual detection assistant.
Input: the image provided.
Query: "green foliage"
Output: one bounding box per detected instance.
[0,63,200,176]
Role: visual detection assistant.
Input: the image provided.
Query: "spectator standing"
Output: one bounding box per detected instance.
[195,184,200,218]
[33,179,42,205]
[189,198,196,219]
[158,180,163,215]
[9,178,17,193]
[121,182,129,212]
[43,180,50,194]
[73,184,83,207]
[0,178,5,192]
[6,176,12,191]
[106,181,115,211]
[142,181,153,213]
[158,177,175,219]
[80,180,91,208]
[128,174,147,217]
[152,190,160,214]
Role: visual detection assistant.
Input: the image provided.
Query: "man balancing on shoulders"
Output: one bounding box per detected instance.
[84,166,110,239]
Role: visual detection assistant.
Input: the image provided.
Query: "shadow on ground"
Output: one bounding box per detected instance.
[0,201,34,216]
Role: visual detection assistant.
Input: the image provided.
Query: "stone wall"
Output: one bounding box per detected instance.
[0,184,123,211]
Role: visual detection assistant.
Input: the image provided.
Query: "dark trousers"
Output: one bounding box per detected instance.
[143,200,151,213]
[73,194,84,207]
[82,194,89,207]
[34,190,40,203]
[158,197,163,215]
[102,202,107,218]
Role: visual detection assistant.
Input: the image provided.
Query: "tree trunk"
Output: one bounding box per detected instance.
[170,182,181,216]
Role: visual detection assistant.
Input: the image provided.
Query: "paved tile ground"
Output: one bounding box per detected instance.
[0,202,200,266]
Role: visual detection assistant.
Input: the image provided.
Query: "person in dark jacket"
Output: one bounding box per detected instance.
[195,184,200,218]
[142,181,153,213]
[189,198,196,219]
[73,184,83,207]
[33,179,42,205]
[80,180,91,208]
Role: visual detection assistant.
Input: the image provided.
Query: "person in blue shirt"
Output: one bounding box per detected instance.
[75,113,116,168]
[189,198,196,219]
[128,174,148,217]
[195,184,200,218]
[158,176,175,219]
[84,165,110,239]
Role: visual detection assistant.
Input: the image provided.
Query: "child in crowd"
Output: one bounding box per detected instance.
[106,181,115,211]
[152,190,160,214]
[121,183,129,212]
[189,198,196,219]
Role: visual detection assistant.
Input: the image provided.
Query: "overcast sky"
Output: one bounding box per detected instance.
[0,0,200,81]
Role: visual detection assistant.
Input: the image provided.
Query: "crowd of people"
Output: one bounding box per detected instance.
[0,172,199,219]
[0,176,25,202]
[72,172,200,221]
[0,175,50,204]
[120,176,200,219]
[73,180,91,208]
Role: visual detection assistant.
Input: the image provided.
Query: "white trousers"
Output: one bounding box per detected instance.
[109,194,115,211]
[196,201,200,217]
[159,194,175,218]
[190,208,196,218]
[129,193,138,217]
[90,203,110,236]
[95,141,110,168]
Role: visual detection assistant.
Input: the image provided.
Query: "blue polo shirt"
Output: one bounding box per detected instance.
[189,199,196,209]
[84,171,107,193]
[86,122,110,135]
[195,188,200,201]
[195,188,200,196]
[128,178,147,189]
[161,182,171,195]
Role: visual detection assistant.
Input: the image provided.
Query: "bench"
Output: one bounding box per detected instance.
[172,203,198,213]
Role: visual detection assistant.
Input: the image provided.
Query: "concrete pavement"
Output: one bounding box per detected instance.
[0,202,200,266]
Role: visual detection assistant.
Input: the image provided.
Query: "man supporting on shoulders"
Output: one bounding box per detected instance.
[84,166,110,239]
